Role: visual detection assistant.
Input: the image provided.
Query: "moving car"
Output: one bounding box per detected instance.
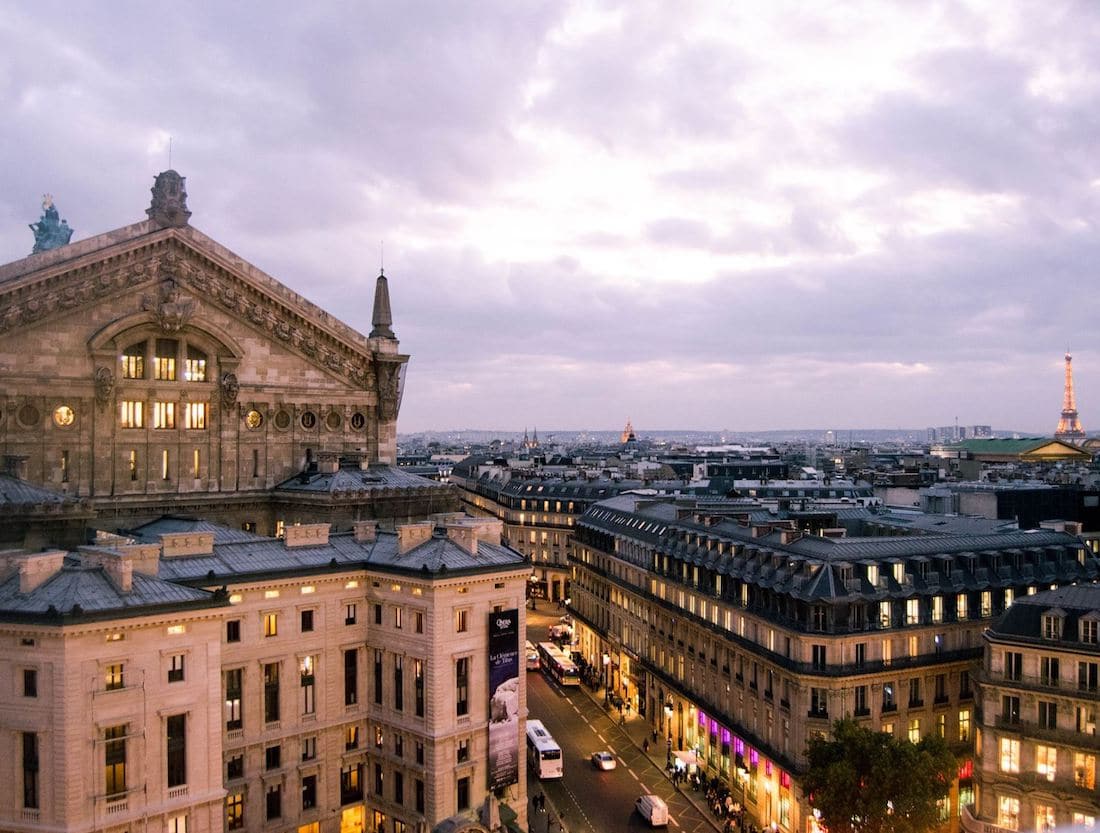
[590,751,616,770]
[635,794,669,827]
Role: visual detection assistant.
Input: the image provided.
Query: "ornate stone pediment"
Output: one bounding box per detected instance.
[0,229,407,395]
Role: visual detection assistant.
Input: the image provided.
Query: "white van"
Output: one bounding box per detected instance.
[635,794,669,827]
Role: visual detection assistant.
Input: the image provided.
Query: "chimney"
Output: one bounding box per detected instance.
[317,452,340,474]
[821,528,847,539]
[353,521,377,543]
[446,525,478,556]
[751,524,772,538]
[78,548,134,593]
[285,523,331,548]
[397,522,433,554]
[160,532,215,558]
[10,550,67,594]
[779,529,802,545]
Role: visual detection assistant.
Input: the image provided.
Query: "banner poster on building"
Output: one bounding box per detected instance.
[487,608,520,790]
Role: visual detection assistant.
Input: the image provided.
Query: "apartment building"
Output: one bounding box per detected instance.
[966,585,1100,832]
[568,494,1099,833]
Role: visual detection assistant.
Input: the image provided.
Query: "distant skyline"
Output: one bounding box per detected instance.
[2,2,1098,434]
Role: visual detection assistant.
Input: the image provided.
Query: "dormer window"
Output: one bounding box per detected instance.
[1042,610,1065,640]
[154,339,178,381]
[867,564,879,585]
[121,341,145,379]
[1080,615,1098,645]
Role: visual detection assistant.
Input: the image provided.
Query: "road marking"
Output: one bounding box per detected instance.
[669,817,680,828]
[596,733,605,742]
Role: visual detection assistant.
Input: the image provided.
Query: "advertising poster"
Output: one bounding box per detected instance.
[487,608,520,790]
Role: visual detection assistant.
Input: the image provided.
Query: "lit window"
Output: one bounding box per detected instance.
[119,400,144,429]
[52,405,75,427]
[154,339,177,381]
[999,738,1020,773]
[997,795,1019,830]
[121,342,145,379]
[957,594,968,620]
[153,401,176,429]
[1036,745,1057,781]
[184,402,207,429]
[264,613,278,637]
[908,718,920,743]
[105,663,124,691]
[184,346,206,382]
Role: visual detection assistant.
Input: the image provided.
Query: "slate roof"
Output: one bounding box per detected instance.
[127,516,267,544]
[0,474,89,509]
[988,584,1100,650]
[578,494,1096,602]
[0,560,216,622]
[0,514,527,623]
[274,465,450,494]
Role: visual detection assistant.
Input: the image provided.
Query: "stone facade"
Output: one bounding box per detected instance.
[964,586,1100,832]
[0,171,424,533]
[569,494,1099,833]
[0,517,530,833]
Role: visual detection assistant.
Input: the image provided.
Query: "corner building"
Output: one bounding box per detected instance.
[966,585,1100,832]
[0,516,529,833]
[568,494,1099,833]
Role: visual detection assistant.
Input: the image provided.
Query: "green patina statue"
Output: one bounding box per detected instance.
[29,194,73,254]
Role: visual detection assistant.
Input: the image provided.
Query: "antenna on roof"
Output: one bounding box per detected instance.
[380,240,384,276]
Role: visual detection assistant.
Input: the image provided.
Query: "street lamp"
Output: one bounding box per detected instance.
[664,698,674,740]
[602,652,611,702]
[677,702,684,749]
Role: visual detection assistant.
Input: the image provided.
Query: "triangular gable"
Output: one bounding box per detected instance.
[0,221,406,389]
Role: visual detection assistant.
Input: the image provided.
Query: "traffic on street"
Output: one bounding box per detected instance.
[525,608,722,833]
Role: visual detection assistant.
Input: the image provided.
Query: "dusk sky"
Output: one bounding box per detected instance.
[2,2,1098,434]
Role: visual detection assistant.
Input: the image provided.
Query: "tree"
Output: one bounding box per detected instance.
[803,719,956,833]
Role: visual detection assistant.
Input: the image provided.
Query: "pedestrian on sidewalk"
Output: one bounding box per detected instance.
[643,738,650,753]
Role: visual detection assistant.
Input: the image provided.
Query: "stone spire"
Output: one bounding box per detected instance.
[147,170,191,228]
[370,269,395,339]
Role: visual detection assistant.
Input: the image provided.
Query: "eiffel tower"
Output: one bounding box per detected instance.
[1054,352,1086,442]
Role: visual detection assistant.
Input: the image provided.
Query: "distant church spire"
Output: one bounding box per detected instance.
[370,269,395,339]
[1055,351,1086,442]
[621,417,636,444]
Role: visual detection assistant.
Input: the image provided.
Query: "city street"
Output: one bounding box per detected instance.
[525,609,720,833]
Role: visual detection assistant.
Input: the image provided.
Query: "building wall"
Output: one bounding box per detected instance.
[970,624,1100,831]
[0,610,224,833]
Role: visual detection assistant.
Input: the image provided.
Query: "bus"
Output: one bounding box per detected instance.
[525,640,541,671]
[526,719,564,779]
[537,642,580,687]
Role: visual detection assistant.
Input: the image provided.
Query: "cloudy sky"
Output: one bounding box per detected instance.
[2,1,1098,434]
